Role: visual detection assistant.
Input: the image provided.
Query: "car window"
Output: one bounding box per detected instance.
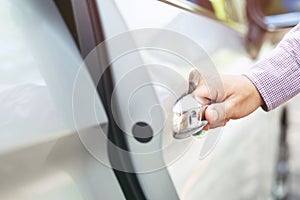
[265,0,300,15]
[159,0,247,29]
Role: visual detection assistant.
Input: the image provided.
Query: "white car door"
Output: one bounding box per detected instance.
[0,0,285,199]
[91,0,284,199]
[0,0,125,199]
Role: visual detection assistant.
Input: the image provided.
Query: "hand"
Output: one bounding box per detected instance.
[193,74,264,129]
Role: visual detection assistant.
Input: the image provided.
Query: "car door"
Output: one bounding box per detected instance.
[0,0,285,199]
[0,0,126,199]
[83,0,284,199]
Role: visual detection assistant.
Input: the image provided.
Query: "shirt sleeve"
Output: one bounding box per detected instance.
[244,23,300,111]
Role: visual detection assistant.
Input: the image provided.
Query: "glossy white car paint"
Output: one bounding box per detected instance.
[0,0,283,199]
[114,0,282,199]
[0,0,124,199]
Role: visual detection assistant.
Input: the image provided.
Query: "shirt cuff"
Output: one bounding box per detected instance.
[244,48,300,111]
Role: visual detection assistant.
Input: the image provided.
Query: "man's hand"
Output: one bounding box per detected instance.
[193,75,264,129]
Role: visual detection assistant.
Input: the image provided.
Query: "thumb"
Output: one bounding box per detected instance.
[205,102,230,129]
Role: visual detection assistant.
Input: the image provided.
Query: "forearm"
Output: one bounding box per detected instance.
[244,23,300,111]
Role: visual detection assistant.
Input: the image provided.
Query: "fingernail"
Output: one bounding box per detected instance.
[208,109,218,122]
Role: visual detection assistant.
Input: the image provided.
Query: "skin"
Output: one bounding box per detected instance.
[193,75,264,130]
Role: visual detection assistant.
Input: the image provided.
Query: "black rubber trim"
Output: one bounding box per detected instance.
[54,1,146,199]
[54,0,80,49]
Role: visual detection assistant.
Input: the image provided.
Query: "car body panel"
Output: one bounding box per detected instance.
[0,0,125,199]
[114,0,282,199]
[0,0,283,199]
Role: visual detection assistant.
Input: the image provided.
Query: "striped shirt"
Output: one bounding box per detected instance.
[245,23,300,111]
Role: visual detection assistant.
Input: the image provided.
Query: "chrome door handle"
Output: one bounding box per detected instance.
[173,69,208,139]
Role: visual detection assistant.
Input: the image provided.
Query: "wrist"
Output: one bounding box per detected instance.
[242,75,264,108]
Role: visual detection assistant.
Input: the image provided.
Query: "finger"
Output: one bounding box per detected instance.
[194,96,211,106]
[205,102,232,129]
[193,84,212,100]
[203,124,210,130]
[203,119,229,131]
[193,73,228,104]
[188,69,201,93]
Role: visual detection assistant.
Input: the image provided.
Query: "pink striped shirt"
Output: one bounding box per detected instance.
[245,23,300,111]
